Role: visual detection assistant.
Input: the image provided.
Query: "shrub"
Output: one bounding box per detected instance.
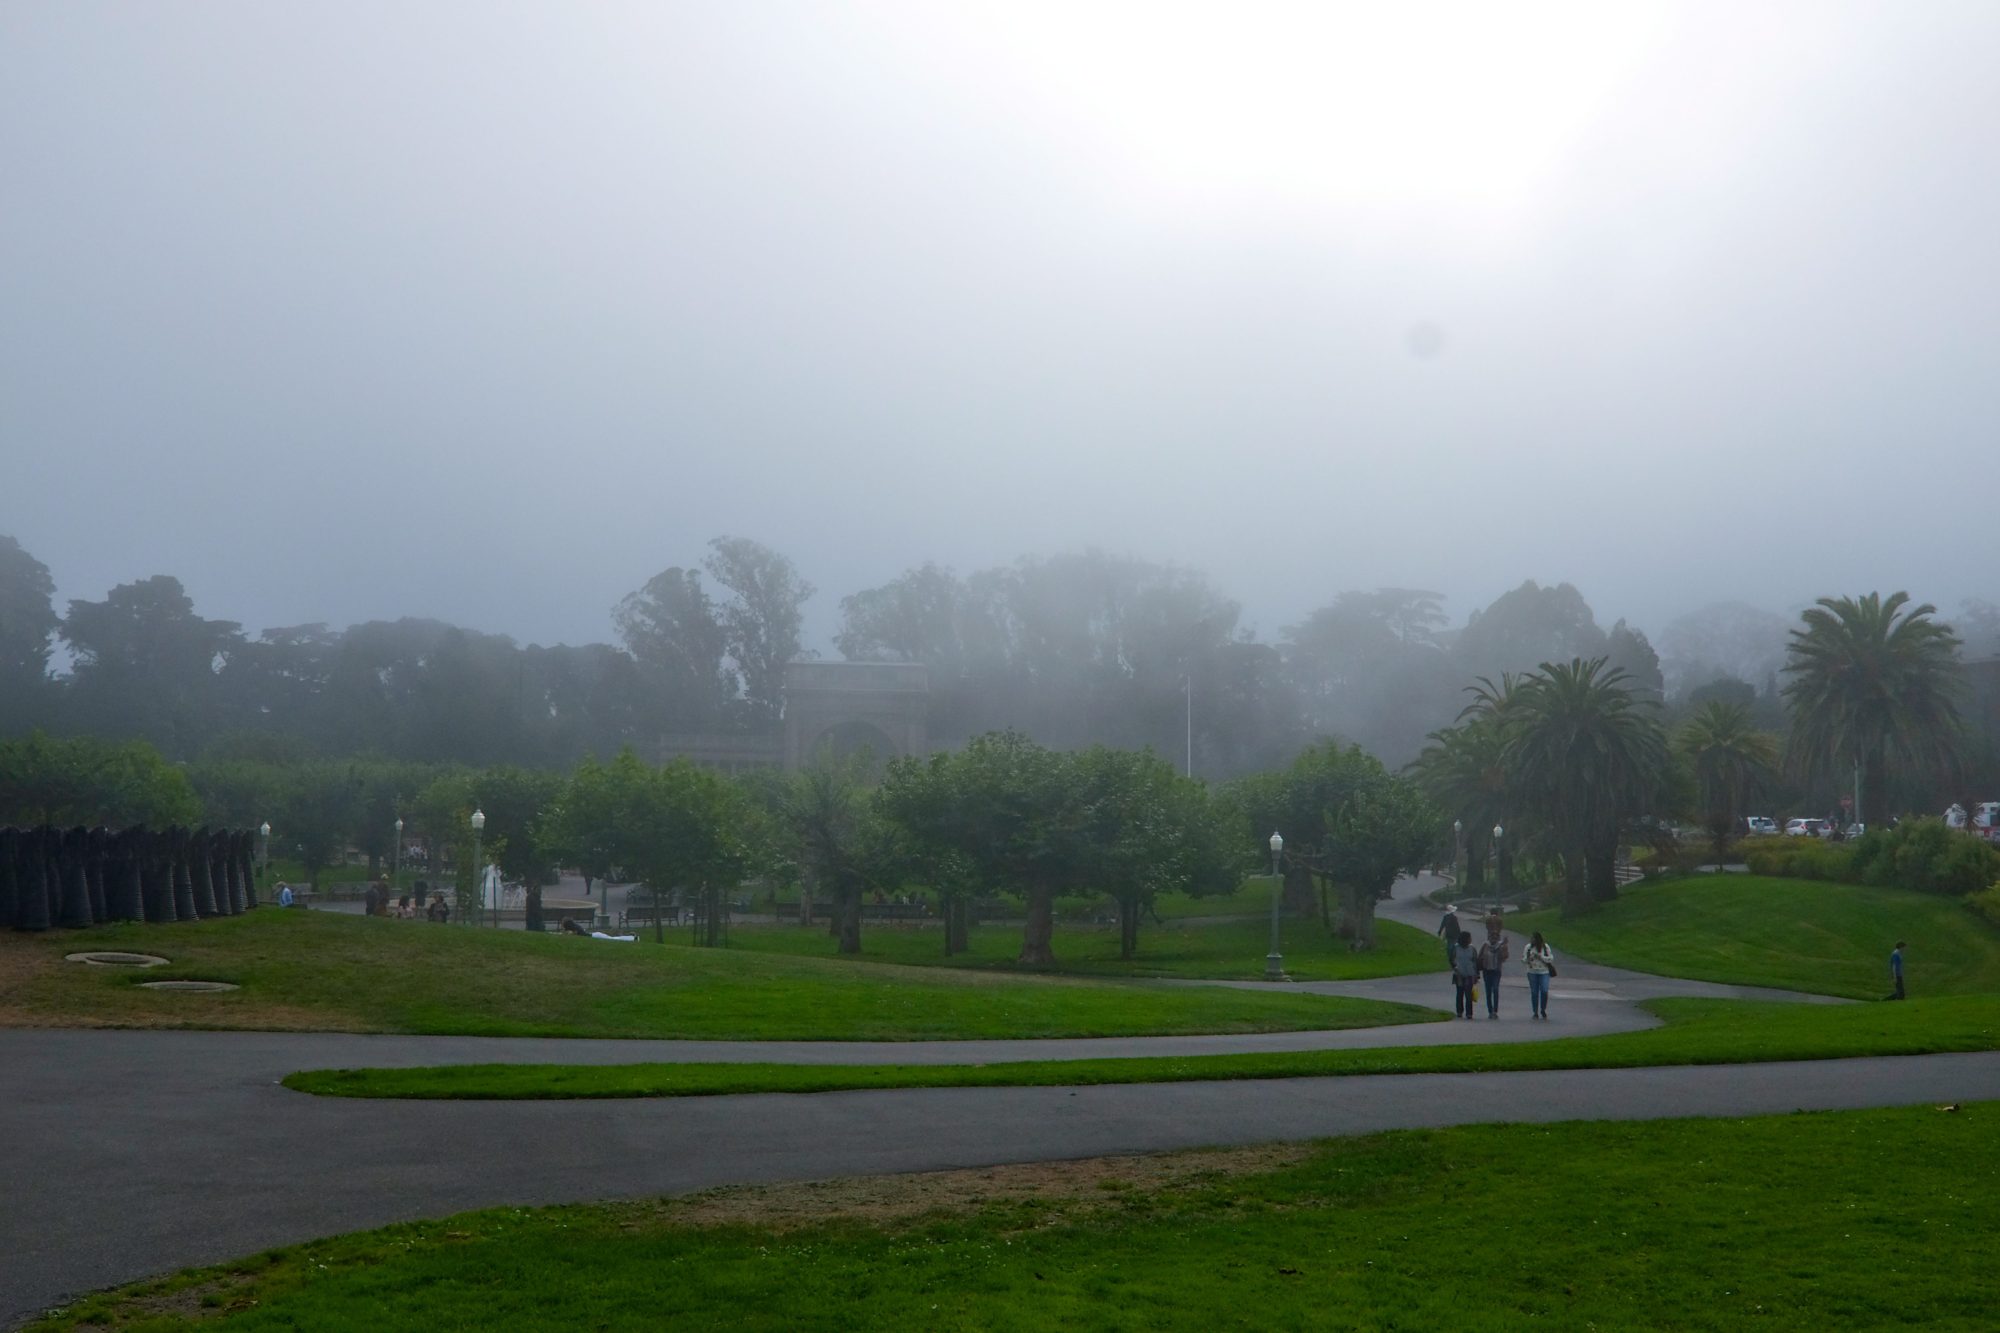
[1742,839,1855,882]
[1856,819,2000,896]
[1969,883,2000,931]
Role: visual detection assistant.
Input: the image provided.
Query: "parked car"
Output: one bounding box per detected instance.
[1784,818,1830,838]
[1744,816,1778,837]
[1841,823,1866,839]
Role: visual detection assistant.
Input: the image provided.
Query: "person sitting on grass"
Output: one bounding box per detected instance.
[427,893,450,923]
[559,916,589,936]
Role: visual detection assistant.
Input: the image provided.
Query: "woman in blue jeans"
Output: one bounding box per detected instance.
[1523,931,1556,1019]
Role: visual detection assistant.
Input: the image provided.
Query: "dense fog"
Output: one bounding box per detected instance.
[5,3,2000,767]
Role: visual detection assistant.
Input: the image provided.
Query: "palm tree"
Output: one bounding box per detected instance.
[1676,701,1778,860]
[1504,658,1668,915]
[1782,592,1963,824]
[1410,719,1508,892]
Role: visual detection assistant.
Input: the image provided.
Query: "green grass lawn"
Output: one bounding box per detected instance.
[35,1104,1999,1331]
[720,910,1438,982]
[0,909,1434,1042]
[282,993,2000,1098]
[1512,875,2000,998]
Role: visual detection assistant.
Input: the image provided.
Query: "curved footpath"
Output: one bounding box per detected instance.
[0,875,1977,1329]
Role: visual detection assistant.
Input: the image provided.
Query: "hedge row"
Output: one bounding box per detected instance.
[1743,818,2000,897]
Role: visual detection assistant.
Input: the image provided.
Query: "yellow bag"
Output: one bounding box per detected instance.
[1470,983,1480,1004]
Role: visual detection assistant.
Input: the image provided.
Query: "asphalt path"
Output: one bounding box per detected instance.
[0,873,1949,1328]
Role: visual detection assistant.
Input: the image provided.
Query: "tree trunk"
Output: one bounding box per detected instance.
[838,893,862,955]
[1559,846,1593,917]
[1463,832,1487,890]
[1860,750,1888,830]
[525,883,545,932]
[1118,896,1138,959]
[1585,849,1618,902]
[1281,863,1316,915]
[945,894,969,955]
[1341,883,1378,950]
[1318,876,1332,930]
[1018,884,1056,965]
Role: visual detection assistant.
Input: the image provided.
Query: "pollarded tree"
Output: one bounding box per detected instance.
[879,731,1090,965]
[778,754,908,955]
[1676,700,1778,859]
[1074,746,1242,959]
[1504,658,1668,915]
[1782,592,1963,825]
[1321,770,1442,951]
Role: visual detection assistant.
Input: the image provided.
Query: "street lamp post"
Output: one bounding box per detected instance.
[1452,819,1463,887]
[1266,831,1286,981]
[392,817,403,892]
[1491,823,1505,899]
[470,808,486,927]
[258,822,271,882]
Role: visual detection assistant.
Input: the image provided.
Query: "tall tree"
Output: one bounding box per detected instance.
[0,535,58,734]
[1455,581,1606,681]
[704,536,816,727]
[61,575,244,755]
[1782,592,1963,825]
[613,568,735,729]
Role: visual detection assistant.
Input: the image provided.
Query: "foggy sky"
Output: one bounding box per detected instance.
[5,2,1998,654]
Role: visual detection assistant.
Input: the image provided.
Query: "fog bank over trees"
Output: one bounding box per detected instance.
[5,530,1995,779]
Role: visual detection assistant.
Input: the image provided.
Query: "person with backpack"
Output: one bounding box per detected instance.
[1476,930,1509,1019]
[1523,931,1557,1020]
[1452,931,1480,1019]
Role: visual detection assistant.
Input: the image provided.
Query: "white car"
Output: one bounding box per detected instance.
[1744,816,1778,837]
[1784,818,1829,838]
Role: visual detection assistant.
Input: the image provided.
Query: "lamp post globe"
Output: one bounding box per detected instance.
[1266,832,1286,981]
[470,809,486,926]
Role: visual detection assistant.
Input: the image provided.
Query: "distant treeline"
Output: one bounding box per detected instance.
[4,532,1996,779]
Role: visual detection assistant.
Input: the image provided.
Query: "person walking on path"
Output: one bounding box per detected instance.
[1438,904,1462,966]
[1887,941,1906,1000]
[1452,931,1480,1019]
[1477,931,1509,1018]
[1523,931,1556,1019]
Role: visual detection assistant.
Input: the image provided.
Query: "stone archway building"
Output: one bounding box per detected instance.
[781,661,928,770]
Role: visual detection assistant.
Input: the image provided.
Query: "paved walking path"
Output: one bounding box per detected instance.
[0,872,1942,1328]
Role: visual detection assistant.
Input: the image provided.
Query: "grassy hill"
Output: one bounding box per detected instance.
[1512,875,2000,998]
[0,910,1435,1042]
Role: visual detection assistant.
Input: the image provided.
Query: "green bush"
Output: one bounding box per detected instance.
[1968,883,2000,931]
[1853,819,2000,896]
[1741,838,1855,882]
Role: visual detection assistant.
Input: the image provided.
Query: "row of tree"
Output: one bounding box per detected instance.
[21,529,1990,779]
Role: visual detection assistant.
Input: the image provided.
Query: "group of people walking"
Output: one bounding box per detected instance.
[1437,903,1556,1020]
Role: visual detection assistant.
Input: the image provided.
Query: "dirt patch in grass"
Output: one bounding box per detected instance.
[638,1142,1315,1232]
